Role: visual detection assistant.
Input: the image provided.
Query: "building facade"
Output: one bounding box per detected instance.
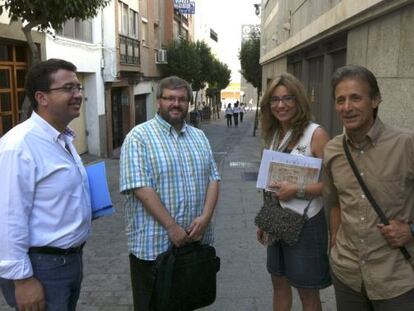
[0,1,196,158]
[0,18,45,137]
[260,0,414,136]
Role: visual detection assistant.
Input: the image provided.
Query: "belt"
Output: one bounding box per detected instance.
[28,242,85,255]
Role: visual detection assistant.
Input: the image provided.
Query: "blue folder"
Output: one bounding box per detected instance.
[85,161,114,219]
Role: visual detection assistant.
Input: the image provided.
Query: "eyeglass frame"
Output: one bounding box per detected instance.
[44,84,84,94]
[269,95,296,106]
[160,96,189,104]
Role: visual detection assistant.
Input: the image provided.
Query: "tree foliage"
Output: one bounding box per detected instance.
[192,41,213,92]
[0,0,110,63]
[161,38,231,108]
[208,58,231,91]
[239,32,262,91]
[161,39,201,87]
[239,31,262,136]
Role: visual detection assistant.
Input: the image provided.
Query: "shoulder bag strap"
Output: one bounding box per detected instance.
[302,198,313,220]
[342,136,411,260]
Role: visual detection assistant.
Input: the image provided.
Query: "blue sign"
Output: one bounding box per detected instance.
[174,0,195,14]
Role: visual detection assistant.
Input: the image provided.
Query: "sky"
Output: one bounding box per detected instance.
[196,0,261,84]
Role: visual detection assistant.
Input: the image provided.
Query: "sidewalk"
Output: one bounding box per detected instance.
[0,111,336,311]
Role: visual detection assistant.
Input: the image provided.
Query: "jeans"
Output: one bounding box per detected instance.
[1,252,84,311]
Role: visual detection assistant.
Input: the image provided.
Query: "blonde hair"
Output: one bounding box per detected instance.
[260,73,311,146]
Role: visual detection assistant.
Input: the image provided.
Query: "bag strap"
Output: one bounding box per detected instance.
[303,198,313,219]
[342,136,411,260]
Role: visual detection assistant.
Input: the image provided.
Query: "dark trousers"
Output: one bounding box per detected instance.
[226,114,232,127]
[129,254,156,311]
[233,113,239,127]
[240,112,244,122]
[332,270,414,311]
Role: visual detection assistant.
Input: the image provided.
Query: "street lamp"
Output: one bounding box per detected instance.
[254,3,261,17]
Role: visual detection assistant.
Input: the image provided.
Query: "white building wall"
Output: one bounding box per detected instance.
[45,13,106,156]
[102,0,118,82]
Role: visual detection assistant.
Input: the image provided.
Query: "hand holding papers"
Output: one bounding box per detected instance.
[85,161,114,219]
[257,149,322,193]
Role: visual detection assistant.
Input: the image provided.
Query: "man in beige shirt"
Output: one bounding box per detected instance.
[323,64,414,310]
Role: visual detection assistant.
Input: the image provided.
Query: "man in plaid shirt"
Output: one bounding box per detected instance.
[120,76,220,311]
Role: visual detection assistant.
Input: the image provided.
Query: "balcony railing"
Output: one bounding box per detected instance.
[119,34,140,65]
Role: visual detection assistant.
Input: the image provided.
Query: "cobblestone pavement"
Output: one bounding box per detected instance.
[1,111,336,310]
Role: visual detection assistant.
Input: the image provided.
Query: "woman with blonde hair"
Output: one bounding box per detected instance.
[256,73,331,311]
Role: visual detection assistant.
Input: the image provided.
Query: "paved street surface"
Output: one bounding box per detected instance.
[1,111,336,310]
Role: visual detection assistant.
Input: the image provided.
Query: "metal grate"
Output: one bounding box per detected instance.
[229,161,260,168]
[242,172,258,181]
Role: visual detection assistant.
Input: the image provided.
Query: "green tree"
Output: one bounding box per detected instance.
[161,39,217,110]
[161,38,201,88]
[207,59,231,112]
[0,0,110,64]
[192,41,214,106]
[161,39,231,121]
[239,31,262,136]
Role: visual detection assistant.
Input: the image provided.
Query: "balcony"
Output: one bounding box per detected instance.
[119,34,140,65]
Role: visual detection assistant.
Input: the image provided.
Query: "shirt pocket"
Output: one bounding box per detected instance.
[368,175,405,219]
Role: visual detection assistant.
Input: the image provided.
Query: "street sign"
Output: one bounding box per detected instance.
[174,0,195,14]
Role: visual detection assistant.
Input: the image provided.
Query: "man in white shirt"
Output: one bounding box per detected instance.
[0,59,91,311]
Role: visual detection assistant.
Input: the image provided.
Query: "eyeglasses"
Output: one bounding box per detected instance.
[269,95,296,106]
[45,84,84,93]
[161,96,188,104]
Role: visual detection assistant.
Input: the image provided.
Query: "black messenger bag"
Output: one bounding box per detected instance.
[150,242,220,311]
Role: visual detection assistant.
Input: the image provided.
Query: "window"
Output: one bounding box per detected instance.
[129,9,138,38]
[141,19,148,45]
[141,0,148,18]
[119,1,129,35]
[58,19,93,43]
[173,20,179,39]
[119,35,140,65]
[119,2,138,38]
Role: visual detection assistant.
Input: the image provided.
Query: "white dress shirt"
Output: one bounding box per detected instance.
[0,112,91,280]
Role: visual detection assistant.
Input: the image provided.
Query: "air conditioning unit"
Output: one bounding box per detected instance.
[156,49,167,64]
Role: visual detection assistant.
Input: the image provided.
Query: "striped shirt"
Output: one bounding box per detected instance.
[120,114,220,260]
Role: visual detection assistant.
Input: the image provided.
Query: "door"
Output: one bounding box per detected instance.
[0,43,29,136]
[307,56,324,124]
[68,74,87,154]
[134,94,146,125]
[0,66,14,135]
[111,88,123,149]
[330,50,346,136]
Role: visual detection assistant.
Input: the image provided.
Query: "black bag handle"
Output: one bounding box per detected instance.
[342,136,411,260]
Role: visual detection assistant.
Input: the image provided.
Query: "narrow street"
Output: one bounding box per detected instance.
[1,111,335,311]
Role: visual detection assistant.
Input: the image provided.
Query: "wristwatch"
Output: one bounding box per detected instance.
[296,183,306,199]
[410,223,414,237]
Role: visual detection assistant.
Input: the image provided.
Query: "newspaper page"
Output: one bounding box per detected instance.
[256,149,322,191]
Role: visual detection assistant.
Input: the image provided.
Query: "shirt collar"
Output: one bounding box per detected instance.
[155,113,187,135]
[345,117,384,148]
[30,111,75,142]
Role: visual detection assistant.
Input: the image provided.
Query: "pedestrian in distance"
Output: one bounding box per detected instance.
[256,73,331,311]
[239,103,246,123]
[233,101,240,127]
[0,58,91,311]
[119,76,221,311]
[225,103,233,127]
[323,64,414,311]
